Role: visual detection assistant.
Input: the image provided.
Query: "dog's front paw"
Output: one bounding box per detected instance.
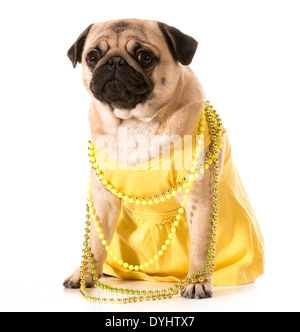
[63,267,93,289]
[181,282,213,299]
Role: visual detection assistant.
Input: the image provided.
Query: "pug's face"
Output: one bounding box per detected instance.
[68,19,198,120]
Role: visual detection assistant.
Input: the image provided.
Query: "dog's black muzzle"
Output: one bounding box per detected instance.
[90,56,153,110]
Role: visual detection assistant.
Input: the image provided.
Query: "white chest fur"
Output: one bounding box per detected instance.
[95,117,181,166]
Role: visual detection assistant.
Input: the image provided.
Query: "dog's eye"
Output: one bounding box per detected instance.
[138,52,153,67]
[86,50,101,69]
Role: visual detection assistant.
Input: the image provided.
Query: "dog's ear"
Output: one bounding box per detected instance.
[67,24,93,68]
[158,22,198,66]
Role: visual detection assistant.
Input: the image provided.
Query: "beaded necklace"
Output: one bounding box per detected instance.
[79,100,223,303]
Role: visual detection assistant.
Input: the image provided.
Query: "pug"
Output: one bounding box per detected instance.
[63,19,226,299]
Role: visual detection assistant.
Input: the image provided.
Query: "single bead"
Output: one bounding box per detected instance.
[191,167,197,173]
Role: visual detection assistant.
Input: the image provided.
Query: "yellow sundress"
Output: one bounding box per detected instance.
[94,109,265,286]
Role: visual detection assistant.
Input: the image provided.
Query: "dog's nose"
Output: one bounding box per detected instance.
[107,56,127,70]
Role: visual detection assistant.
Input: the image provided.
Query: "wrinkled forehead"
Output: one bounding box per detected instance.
[85,19,163,50]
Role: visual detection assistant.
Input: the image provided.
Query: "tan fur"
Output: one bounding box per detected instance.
[64,19,225,298]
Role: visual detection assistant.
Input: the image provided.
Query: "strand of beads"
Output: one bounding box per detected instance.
[80,100,222,303]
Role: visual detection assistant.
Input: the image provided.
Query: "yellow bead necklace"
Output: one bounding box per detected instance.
[80,100,222,303]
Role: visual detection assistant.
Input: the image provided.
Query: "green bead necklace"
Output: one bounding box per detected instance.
[79,100,222,303]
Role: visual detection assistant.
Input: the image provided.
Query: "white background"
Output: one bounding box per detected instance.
[0,0,299,312]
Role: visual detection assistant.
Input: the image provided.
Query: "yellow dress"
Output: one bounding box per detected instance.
[95,115,265,286]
